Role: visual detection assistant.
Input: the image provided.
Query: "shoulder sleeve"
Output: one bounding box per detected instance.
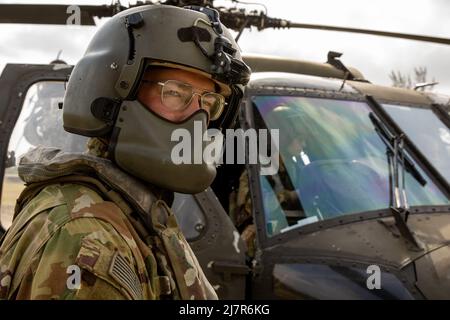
[2,183,147,300]
[16,215,143,300]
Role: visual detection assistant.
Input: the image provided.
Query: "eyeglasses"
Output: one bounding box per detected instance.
[141,79,226,121]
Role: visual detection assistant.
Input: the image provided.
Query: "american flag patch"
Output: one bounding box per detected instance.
[109,251,143,300]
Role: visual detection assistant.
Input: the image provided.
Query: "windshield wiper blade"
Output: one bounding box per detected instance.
[369,112,423,250]
[369,112,426,187]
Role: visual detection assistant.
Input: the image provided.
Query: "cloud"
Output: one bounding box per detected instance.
[0,24,96,65]
[235,0,450,94]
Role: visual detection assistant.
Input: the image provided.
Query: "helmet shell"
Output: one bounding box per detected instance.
[63,4,250,136]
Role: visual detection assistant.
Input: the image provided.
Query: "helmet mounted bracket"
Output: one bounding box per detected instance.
[185,6,250,86]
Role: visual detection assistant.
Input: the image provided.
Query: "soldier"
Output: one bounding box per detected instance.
[0,5,250,300]
[229,105,308,254]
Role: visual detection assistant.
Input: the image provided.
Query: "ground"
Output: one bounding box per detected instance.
[1,172,24,229]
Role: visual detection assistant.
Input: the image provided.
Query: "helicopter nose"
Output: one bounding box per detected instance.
[414,245,450,299]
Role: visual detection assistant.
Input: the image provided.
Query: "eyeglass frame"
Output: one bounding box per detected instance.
[140,79,227,121]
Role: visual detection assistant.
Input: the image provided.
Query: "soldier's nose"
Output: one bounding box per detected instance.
[186,94,201,113]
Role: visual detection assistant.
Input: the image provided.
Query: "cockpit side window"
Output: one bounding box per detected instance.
[383,104,450,184]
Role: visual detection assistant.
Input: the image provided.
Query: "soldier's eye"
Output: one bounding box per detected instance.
[165,90,182,97]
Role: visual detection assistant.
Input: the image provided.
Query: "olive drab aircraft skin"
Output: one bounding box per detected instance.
[1,0,450,300]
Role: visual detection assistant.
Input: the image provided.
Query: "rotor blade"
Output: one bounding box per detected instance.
[288,22,450,45]
[0,4,116,25]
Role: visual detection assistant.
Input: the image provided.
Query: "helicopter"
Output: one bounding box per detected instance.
[0,0,450,300]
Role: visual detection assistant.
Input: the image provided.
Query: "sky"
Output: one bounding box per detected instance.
[0,0,449,93]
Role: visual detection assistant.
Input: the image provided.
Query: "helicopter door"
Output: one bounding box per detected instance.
[172,189,248,300]
[0,63,248,299]
[0,64,74,235]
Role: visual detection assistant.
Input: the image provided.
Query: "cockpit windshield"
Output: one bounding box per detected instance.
[252,96,449,237]
[382,104,450,184]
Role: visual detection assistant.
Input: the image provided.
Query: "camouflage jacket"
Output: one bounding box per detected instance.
[0,146,217,300]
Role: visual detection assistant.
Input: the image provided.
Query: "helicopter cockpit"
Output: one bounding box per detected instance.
[252,92,449,235]
[248,75,450,238]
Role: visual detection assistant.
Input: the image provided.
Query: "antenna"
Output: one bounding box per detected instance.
[414,82,439,91]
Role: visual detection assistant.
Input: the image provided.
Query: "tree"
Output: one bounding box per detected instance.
[389,67,437,91]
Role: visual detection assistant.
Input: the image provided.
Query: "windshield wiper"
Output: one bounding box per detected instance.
[369,112,423,250]
[369,112,426,188]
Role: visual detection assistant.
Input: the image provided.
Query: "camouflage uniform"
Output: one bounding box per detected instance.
[229,162,300,258]
[229,171,256,258]
[0,142,217,300]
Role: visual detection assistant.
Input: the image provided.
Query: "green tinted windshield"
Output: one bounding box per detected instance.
[252,96,449,237]
[383,104,450,184]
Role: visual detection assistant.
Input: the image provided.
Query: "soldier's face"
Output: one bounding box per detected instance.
[137,68,216,122]
[288,137,306,155]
